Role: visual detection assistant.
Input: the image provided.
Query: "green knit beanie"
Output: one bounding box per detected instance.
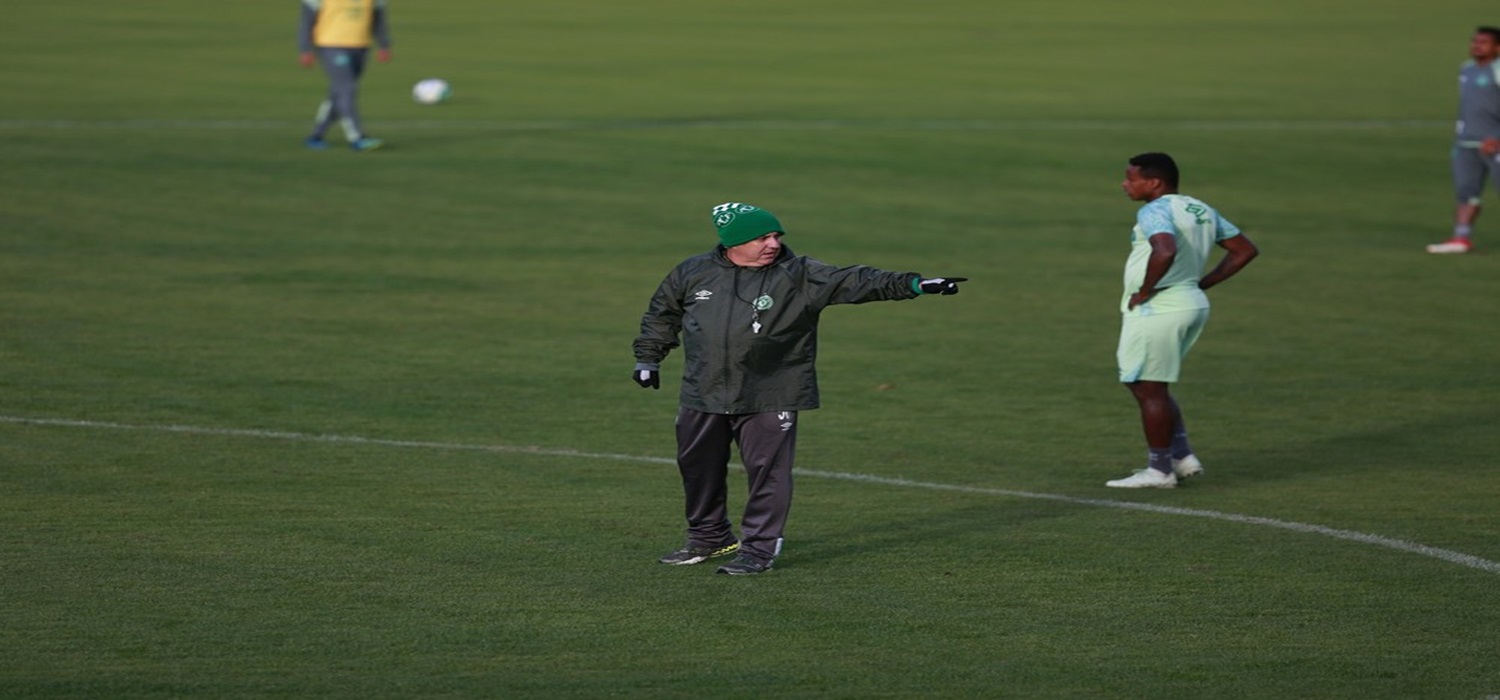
[711,202,783,247]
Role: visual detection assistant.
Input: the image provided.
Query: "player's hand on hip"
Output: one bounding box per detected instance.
[918,277,968,295]
[632,367,660,390]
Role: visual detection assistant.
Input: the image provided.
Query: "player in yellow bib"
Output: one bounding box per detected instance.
[297,0,392,152]
[1106,153,1259,489]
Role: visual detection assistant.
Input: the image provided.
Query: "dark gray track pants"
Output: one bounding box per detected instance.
[311,47,367,141]
[674,407,798,563]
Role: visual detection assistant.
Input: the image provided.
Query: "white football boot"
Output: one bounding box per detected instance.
[1106,468,1178,489]
[1425,238,1472,254]
[1172,454,1204,479]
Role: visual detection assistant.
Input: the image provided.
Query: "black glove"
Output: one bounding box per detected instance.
[632,365,660,390]
[918,277,968,295]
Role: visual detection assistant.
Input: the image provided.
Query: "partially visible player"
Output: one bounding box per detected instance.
[1430,26,1500,254]
[1106,153,1259,489]
[298,0,392,152]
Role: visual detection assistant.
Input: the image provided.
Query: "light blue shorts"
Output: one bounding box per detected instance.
[1117,307,1210,383]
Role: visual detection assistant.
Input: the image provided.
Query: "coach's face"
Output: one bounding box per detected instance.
[726,232,784,268]
[1470,32,1499,61]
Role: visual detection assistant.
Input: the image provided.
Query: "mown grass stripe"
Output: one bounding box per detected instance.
[5,413,1496,576]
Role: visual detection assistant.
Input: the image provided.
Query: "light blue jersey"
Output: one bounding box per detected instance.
[1122,194,1241,315]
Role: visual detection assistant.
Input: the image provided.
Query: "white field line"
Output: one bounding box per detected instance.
[4,414,1498,576]
[0,118,1448,132]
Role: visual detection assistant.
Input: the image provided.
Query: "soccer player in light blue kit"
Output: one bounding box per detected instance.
[1429,26,1500,254]
[1106,153,1259,489]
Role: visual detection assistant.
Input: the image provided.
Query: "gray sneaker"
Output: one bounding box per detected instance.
[658,541,739,566]
[715,554,773,576]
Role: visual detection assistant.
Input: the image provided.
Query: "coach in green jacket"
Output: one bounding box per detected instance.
[633,202,965,575]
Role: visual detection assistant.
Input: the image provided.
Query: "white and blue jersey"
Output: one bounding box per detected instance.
[1122,195,1241,316]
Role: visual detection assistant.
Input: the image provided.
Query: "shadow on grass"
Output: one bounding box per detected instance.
[787,499,1084,571]
[1199,411,1493,487]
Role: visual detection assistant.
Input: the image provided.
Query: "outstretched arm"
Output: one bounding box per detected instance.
[1199,233,1259,291]
[804,260,966,305]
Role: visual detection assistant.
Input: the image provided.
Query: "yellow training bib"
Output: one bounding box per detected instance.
[312,0,378,48]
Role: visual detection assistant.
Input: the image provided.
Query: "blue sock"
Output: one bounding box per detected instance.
[1148,448,1174,475]
[1171,427,1193,460]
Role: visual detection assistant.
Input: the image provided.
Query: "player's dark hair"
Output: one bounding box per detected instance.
[1129,152,1179,189]
[1478,26,1500,43]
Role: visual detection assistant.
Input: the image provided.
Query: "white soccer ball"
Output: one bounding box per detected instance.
[411,78,451,105]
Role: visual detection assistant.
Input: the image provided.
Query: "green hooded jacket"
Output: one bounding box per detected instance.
[633,244,922,414]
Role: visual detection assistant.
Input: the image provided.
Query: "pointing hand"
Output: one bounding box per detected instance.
[918,277,968,295]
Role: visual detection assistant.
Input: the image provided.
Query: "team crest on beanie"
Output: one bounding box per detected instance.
[712,202,783,247]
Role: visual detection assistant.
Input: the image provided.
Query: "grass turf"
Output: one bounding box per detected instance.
[2,0,1499,697]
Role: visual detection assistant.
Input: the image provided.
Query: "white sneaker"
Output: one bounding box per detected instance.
[1106,468,1177,489]
[1426,238,1472,254]
[1172,454,1203,479]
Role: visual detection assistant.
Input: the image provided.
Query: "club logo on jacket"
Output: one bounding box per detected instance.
[693,289,714,301]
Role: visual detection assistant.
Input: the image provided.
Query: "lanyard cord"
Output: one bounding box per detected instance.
[732,266,771,332]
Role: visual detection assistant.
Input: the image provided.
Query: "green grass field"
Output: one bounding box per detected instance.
[3,1,1499,697]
